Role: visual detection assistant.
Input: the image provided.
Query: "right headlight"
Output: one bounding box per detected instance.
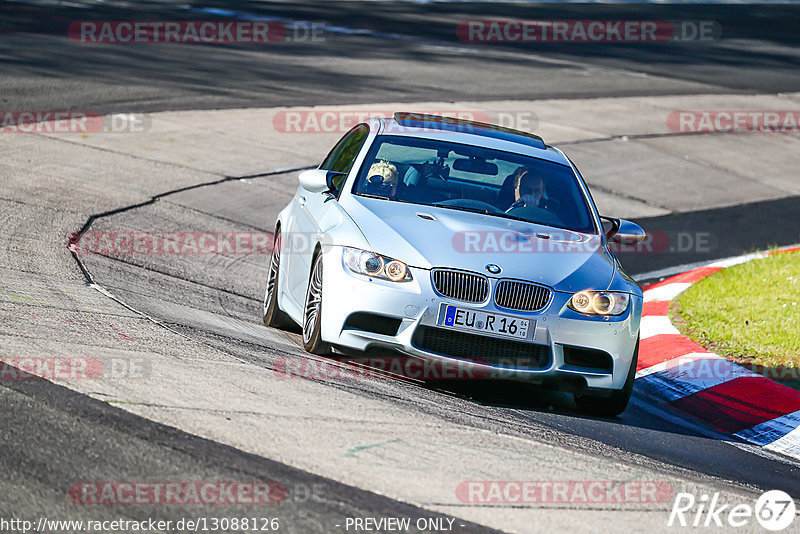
[569,291,630,316]
[342,247,412,282]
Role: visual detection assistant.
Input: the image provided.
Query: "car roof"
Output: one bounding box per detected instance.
[370,113,568,165]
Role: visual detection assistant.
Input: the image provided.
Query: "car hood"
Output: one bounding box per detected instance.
[340,196,616,292]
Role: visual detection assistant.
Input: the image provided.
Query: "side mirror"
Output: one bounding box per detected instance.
[299,169,347,196]
[298,169,330,193]
[601,217,646,244]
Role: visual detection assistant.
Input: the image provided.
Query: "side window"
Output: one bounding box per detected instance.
[320,124,369,194]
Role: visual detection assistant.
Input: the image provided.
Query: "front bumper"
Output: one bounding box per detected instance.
[320,247,642,391]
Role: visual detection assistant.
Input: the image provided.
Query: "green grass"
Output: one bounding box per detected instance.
[670,250,800,389]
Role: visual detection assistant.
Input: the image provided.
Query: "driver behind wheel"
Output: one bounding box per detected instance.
[507,170,560,213]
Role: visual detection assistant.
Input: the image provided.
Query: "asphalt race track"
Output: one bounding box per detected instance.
[2,1,800,533]
[5,1,800,112]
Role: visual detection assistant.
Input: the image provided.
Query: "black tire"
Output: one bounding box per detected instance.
[302,252,330,355]
[574,339,639,417]
[263,230,292,328]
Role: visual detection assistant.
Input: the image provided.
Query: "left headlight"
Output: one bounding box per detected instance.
[569,291,630,316]
[342,247,412,282]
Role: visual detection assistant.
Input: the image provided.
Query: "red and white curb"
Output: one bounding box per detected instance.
[636,245,800,461]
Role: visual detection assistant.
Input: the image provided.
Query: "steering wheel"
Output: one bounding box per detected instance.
[415,160,449,182]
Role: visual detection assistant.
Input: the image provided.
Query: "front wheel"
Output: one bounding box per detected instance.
[573,339,638,417]
[302,253,330,355]
[263,230,292,328]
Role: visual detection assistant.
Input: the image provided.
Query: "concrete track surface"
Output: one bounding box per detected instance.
[2,1,800,533]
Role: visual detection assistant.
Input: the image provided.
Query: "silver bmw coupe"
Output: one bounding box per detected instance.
[263,113,646,416]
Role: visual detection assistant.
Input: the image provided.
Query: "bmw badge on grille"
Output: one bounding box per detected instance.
[485,264,502,274]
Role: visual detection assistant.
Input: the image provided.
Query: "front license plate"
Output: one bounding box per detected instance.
[439,305,532,340]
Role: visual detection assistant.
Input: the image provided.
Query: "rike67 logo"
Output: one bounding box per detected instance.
[669,490,796,531]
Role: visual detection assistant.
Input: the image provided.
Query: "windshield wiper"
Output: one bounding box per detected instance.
[491,211,531,223]
[432,203,544,225]
[432,204,492,215]
[357,194,419,205]
[492,211,577,233]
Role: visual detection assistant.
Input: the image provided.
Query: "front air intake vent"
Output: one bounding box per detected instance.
[562,346,613,373]
[342,312,402,336]
[412,326,549,370]
[431,269,489,304]
[494,280,552,312]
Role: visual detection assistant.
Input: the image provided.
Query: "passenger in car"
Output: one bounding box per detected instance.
[362,160,399,198]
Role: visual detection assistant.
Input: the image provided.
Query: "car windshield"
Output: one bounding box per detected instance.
[352,135,598,234]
